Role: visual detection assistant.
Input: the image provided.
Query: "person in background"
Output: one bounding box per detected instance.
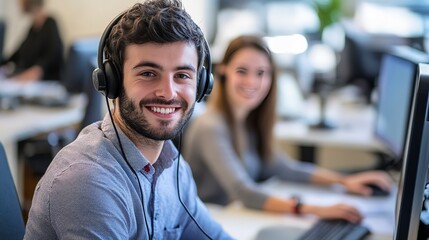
[183,35,393,223]
[0,0,63,81]
[24,0,232,239]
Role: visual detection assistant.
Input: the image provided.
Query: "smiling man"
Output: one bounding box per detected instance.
[118,42,197,144]
[24,1,232,239]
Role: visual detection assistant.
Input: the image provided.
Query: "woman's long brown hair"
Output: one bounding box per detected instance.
[207,35,278,162]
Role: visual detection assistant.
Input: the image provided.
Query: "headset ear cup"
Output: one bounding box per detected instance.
[92,67,107,96]
[103,60,121,99]
[207,72,214,95]
[196,66,214,103]
[196,67,207,102]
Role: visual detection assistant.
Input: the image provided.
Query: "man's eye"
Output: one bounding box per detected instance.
[176,73,191,79]
[140,72,155,77]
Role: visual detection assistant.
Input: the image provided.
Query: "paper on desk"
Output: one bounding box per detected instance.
[0,80,24,97]
[0,80,69,104]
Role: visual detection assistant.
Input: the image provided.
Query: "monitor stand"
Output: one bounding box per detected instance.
[309,94,336,130]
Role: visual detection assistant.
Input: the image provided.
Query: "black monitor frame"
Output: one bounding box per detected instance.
[374,45,429,168]
[394,63,429,239]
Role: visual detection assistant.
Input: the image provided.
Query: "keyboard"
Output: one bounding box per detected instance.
[298,219,371,240]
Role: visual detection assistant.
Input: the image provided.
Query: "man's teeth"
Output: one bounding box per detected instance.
[151,107,175,114]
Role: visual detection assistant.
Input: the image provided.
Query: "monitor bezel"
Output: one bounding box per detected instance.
[394,63,429,239]
[374,46,429,164]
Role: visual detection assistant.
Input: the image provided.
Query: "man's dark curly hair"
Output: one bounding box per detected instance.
[105,0,207,79]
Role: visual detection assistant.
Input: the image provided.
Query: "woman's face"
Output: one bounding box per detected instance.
[224,47,272,116]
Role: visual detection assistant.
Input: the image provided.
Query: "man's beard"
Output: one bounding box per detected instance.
[117,92,194,141]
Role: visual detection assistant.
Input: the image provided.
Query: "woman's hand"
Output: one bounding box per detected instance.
[302,203,363,223]
[341,171,393,196]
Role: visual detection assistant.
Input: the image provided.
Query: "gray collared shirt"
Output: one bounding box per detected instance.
[184,109,316,209]
[24,114,232,240]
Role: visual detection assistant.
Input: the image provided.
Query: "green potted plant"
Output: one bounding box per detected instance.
[313,0,342,36]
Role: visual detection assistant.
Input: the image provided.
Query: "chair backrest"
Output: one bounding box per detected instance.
[79,74,103,131]
[0,142,25,239]
[61,37,99,94]
[61,37,103,130]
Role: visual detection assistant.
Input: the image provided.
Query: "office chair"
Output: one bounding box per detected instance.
[62,37,100,94]
[0,142,26,240]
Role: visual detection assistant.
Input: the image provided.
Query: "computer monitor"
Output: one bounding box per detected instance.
[374,45,429,168]
[394,63,429,239]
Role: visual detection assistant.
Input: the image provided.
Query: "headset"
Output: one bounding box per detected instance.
[92,11,214,102]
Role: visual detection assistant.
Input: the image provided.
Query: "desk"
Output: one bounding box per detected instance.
[0,95,85,201]
[274,94,388,167]
[207,179,395,240]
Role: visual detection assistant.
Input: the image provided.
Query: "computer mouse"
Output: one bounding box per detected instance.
[365,184,390,197]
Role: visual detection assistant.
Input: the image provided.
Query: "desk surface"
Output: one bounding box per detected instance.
[0,95,84,140]
[0,94,85,200]
[275,93,387,152]
[207,179,396,240]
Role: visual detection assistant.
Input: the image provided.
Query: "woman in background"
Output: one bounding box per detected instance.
[183,35,393,223]
[1,0,63,81]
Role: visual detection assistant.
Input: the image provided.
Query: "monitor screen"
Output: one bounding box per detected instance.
[375,46,429,164]
[394,63,429,239]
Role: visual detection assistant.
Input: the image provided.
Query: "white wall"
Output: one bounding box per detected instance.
[182,0,218,43]
[1,0,217,57]
[0,0,6,20]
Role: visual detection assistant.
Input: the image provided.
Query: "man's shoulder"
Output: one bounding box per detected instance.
[69,123,110,153]
[43,142,129,199]
[44,16,59,26]
[42,16,61,35]
[50,123,124,179]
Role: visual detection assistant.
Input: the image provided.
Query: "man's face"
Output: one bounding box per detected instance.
[117,41,198,140]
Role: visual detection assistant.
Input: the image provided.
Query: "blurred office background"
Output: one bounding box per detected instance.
[1,0,429,158]
[2,0,427,101]
[0,0,216,57]
[2,0,429,216]
[1,0,429,168]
